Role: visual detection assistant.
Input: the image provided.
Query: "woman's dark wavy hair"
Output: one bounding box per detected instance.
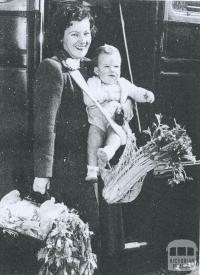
[50,2,97,50]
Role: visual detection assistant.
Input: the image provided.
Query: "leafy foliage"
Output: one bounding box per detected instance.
[143,114,195,185]
[37,208,97,275]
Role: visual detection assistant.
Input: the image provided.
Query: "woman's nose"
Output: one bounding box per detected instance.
[78,34,86,44]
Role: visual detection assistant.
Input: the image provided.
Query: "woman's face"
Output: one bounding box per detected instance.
[63,18,92,59]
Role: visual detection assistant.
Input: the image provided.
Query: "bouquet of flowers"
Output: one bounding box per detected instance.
[0,191,97,275]
[100,114,197,204]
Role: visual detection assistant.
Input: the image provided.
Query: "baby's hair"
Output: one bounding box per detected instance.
[93,44,121,66]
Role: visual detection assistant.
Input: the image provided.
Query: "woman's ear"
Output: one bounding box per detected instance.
[94,67,99,76]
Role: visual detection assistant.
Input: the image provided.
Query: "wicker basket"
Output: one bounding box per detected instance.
[100,133,188,204]
[100,135,156,204]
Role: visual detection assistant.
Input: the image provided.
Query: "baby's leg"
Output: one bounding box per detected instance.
[97,126,121,165]
[87,125,105,166]
[86,125,105,181]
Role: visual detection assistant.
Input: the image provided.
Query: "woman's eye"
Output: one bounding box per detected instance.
[84,32,90,36]
[71,33,78,37]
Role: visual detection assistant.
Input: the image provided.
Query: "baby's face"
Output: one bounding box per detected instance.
[95,52,121,84]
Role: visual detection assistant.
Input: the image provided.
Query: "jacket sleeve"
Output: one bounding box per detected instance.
[33,59,64,177]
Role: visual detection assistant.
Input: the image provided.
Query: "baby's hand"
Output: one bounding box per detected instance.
[143,90,155,103]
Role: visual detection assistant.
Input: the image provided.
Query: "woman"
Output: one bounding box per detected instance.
[32,2,132,273]
[33,1,99,237]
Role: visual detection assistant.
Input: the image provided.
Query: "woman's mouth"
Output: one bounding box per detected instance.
[75,45,87,51]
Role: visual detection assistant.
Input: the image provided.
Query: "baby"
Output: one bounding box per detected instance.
[84,44,155,182]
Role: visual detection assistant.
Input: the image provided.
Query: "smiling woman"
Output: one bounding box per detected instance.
[63,18,92,59]
[31,2,136,274]
[32,2,101,273]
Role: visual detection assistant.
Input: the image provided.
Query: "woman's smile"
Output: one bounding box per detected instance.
[75,44,88,51]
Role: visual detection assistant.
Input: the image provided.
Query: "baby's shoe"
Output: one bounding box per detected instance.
[85,165,99,183]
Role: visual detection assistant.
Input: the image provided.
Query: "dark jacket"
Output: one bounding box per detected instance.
[33,50,101,230]
[33,52,89,178]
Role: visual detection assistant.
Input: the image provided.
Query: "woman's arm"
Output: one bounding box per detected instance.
[33,59,64,178]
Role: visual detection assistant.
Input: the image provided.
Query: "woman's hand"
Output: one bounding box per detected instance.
[122,98,134,121]
[33,177,50,194]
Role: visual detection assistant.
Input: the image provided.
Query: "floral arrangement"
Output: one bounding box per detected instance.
[143,114,196,185]
[0,191,97,275]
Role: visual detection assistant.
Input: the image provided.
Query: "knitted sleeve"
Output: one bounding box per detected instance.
[119,77,152,103]
[33,58,64,177]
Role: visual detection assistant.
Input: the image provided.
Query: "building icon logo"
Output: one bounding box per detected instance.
[166,239,198,271]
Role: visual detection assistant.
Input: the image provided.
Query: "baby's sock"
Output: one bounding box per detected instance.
[85,165,99,182]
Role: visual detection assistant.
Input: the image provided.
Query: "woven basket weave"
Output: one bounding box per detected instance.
[100,134,157,204]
